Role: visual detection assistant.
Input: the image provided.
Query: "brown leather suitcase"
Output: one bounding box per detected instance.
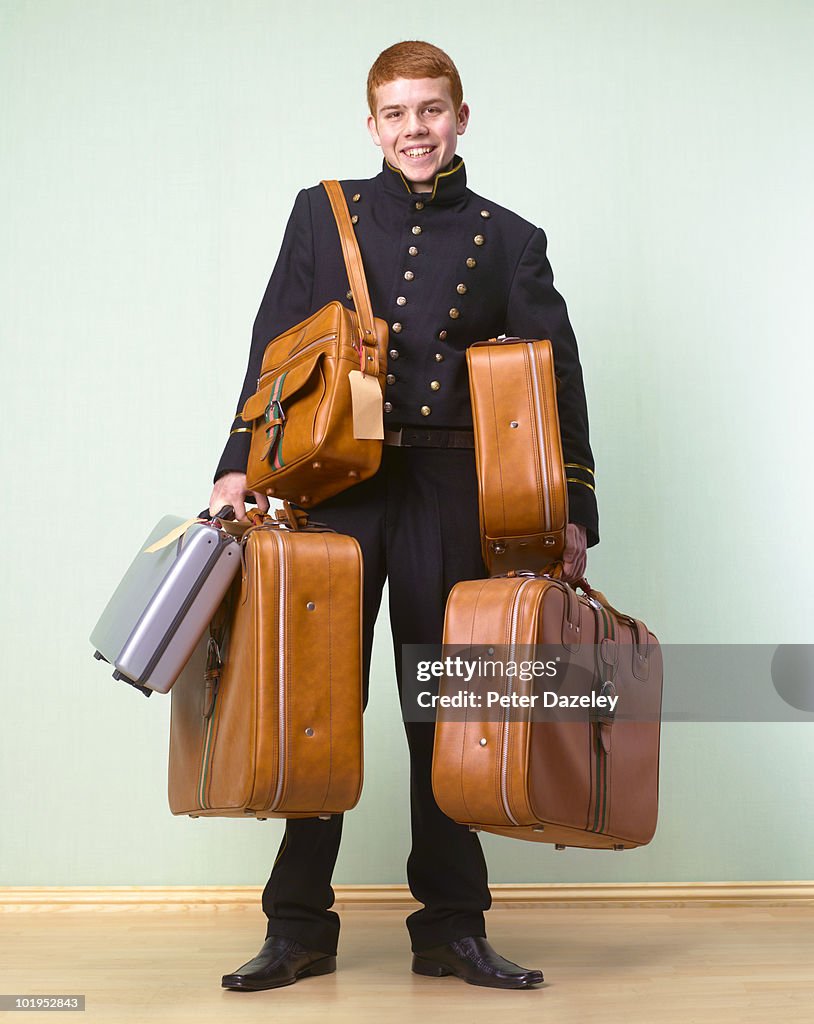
[168,512,364,819]
[466,337,568,574]
[432,572,662,850]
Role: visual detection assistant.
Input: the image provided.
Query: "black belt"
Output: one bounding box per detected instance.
[384,426,475,449]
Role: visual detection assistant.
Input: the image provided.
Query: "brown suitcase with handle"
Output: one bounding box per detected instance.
[466,337,568,575]
[168,508,364,819]
[432,570,662,850]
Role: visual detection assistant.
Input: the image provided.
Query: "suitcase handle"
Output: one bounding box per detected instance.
[575,578,652,663]
[198,505,238,521]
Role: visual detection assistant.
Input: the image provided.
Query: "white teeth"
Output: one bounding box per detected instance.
[405,147,433,157]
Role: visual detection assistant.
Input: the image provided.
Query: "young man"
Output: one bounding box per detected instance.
[209,40,599,991]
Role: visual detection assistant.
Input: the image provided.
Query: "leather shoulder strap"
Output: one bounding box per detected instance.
[321,180,378,366]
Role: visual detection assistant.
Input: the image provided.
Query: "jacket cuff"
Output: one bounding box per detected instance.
[213,427,251,485]
[566,470,599,548]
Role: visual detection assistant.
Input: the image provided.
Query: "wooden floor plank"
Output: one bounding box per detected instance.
[1,905,813,1022]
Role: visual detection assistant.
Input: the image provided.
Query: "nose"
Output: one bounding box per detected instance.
[404,110,427,136]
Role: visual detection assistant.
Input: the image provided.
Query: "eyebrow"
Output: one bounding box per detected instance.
[379,98,447,112]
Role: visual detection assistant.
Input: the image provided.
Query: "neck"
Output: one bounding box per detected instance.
[407,156,457,193]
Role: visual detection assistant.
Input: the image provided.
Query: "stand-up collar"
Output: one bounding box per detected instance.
[381,155,467,205]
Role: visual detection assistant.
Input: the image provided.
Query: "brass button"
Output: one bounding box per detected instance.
[420,405,431,416]
[346,290,353,300]
[435,352,444,362]
[466,257,477,268]
[456,283,467,295]
[392,322,402,333]
[389,349,399,360]
[351,214,359,224]
[408,246,419,256]
[415,201,425,210]
[438,330,448,340]
[396,296,407,306]
[412,225,422,235]
[480,210,491,218]
[430,380,441,391]
[449,308,460,319]
[403,270,415,281]
[474,234,485,246]
[352,193,361,202]
[384,401,393,413]
[386,373,396,385]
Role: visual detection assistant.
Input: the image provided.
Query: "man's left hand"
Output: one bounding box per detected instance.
[561,523,588,583]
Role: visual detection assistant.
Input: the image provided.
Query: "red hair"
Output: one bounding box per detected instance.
[367,41,463,117]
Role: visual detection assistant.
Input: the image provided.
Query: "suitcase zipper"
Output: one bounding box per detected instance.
[197,644,220,809]
[499,578,534,826]
[270,530,288,810]
[527,343,552,531]
[590,603,615,833]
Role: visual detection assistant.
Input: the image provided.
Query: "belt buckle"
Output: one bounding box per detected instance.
[384,428,405,447]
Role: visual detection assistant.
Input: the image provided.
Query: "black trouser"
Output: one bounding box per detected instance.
[261,444,492,954]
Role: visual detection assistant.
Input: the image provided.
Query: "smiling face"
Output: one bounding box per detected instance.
[367,77,470,192]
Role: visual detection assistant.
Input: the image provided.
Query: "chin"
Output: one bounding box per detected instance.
[398,161,441,185]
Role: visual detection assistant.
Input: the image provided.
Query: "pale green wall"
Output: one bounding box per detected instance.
[1,0,812,891]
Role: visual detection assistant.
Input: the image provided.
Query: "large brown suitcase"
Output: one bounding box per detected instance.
[432,572,662,850]
[168,511,364,819]
[466,337,568,575]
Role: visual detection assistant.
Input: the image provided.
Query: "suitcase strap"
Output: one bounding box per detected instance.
[322,179,380,376]
[576,577,651,656]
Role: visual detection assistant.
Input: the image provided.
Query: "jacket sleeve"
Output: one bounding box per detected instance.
[505,227,599,547]
[213,188,315,483]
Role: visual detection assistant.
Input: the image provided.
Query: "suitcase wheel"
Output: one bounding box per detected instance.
[93,650,108,663]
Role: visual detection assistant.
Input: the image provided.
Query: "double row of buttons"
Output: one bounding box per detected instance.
[384,206,491,417]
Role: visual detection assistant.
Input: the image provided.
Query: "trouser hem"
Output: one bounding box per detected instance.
[408,923,488,955]
[263,924,338,958]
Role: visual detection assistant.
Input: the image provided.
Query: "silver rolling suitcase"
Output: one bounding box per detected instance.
[90,508,243,697]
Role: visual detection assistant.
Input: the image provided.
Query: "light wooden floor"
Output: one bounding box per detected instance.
[2,905,813,1023]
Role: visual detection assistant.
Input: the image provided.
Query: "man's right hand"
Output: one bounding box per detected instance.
[209,472,270,522]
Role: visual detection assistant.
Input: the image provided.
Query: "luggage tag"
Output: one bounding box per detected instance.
[143,507,254,552]
[348,369,384,440]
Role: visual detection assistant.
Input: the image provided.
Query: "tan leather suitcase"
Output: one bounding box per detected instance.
[168,513,364,819]
[466,337,568,574]
[432,572,662,850]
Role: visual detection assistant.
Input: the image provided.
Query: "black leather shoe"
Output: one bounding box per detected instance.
[221,935,336,991]
[412,936,544,989]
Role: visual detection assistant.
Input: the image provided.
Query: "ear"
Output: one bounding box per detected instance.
[456,102,470,136]
[367,114,382,148]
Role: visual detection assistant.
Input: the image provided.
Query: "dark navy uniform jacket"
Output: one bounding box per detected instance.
[214,156,599,546]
